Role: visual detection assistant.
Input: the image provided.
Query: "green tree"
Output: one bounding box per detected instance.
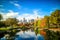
[0,14,4,27]
[44,10,60,28]
[44,16,50,28]
[50,10,60,28]
[0,14,3,20]
[5,18,19,26]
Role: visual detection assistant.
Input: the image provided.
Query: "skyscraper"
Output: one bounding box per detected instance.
[23,18,27,24]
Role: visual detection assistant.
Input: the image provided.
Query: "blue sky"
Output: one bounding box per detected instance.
[0,0,60,20]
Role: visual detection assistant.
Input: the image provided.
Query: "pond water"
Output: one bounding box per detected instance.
[1,30,44,40]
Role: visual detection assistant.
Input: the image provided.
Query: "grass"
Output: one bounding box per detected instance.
[0,27,10,31]
[0,26,21,31]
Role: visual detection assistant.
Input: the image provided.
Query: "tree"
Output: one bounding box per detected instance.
[5,18,19,26]
[50,10,60,28]
[44,10,60,28]
[40,18,46,28]
[44,16,50,28]
[0,14,4,27]
[0,14,3,20]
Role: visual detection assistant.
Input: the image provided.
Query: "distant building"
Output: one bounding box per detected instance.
[23,18,27,24]
[29,19,34,23]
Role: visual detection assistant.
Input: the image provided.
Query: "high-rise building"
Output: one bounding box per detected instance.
[23,18,27,24]
[29,19,34,23]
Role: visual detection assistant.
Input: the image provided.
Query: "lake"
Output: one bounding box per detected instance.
[1,30,44,40]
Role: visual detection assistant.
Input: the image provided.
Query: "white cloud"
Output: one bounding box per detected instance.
[10,1,18,3]
[10,1,21,9]
[14,3,20,7]
[33,10,38,15]
[1,9,44,21]
[2,10,19,20]
[17,13,34,21]
[17,10,44,21]
[6,10,19,18]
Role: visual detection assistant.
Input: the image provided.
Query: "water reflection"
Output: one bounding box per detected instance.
[1,30,44,40]
[15,30,44,40]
